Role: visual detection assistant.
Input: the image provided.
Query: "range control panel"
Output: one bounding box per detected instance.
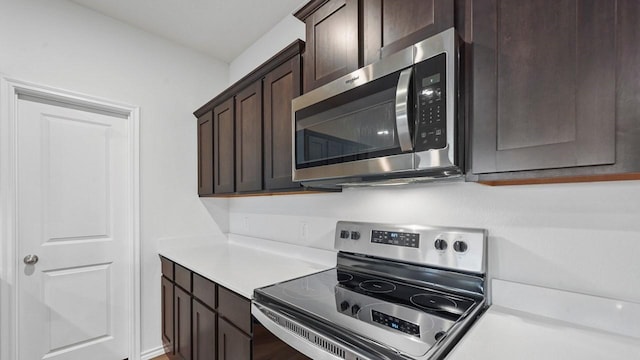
[335,221,487,274]
[371,230,419,248]
[372,310,420,337]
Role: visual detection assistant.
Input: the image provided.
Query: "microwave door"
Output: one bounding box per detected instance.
[293,72,414,179]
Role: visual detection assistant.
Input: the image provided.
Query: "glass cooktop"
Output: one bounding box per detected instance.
[255,267,478,358]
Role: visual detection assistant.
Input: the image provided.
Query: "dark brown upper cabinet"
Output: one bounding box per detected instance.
[468,0,640,184]
[263,57,302,190]
[235,80,263,192]
[213,98,235,193]
[362,0,454,66]
[295,0,454,93]
[297,0,359,93]
[194,40,306,196]
[197,111,213,196]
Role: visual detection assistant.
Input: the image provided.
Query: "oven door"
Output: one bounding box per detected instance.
[252,302,379,360]
[292,48,416,182]
[252,312,311,360]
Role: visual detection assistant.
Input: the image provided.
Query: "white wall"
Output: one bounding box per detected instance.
[228,14,305,84]
[0,0,229,354]
[229,181,640,304]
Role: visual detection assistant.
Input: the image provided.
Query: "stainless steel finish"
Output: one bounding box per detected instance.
[395,67,414,152]
[253,218,488,360]
[332,173,463,188]
[294,152,414,182]
[252,302,375,360]
[292,27,459,185]
[335,286,455,338]
[23,254,39,265]
[335,221,487,274]
[292,47,414,112]
[336,253,485,298]
[414,27,457,165]
[415,145,455,169]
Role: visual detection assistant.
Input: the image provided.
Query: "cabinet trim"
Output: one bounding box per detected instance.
[194,40,305,117]
[294,0,332,20]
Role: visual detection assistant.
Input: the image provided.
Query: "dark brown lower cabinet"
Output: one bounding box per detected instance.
[218,318,252,360]
[161,256,255,360]
[174,286,192,360]
[192,300,216,360]
[161,276,174,355]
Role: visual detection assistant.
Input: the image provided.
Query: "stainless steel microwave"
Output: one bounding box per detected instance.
[292,28,462,187]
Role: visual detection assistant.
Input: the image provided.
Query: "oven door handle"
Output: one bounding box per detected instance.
[395,67,414,152]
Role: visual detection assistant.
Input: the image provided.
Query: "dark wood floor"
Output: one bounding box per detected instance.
[151,354,170,360]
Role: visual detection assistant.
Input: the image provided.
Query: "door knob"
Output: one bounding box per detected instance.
[23,254,39,265]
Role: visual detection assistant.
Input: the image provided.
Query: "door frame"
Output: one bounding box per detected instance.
[0,76,141,360]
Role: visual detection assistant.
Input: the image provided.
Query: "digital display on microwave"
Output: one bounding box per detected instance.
[422,73,440,87]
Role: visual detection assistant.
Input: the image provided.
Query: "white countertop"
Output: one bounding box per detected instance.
[158,234,336,299]
[446,280,640,360]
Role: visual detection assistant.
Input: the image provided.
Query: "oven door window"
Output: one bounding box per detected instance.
[295,72,409,169]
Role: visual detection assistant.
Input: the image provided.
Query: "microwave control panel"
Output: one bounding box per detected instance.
[414,52,447,151]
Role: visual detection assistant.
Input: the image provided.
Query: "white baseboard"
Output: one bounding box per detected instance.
[140,345,166,360]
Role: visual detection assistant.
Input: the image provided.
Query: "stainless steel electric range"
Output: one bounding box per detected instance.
[252,221,488,360]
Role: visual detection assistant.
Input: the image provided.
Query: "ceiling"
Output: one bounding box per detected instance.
[70,0,306,63]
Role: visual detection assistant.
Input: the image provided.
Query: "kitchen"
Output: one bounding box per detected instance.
[1,0,639,360]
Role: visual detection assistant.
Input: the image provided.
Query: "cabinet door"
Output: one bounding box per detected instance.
[263,56,301,190]
[213,98,235,193]
[192,300,216,360]
[362,0,454,65]
[197,111,214,195]
[161,276,174,355]
[218,318,251,360]
[174,286,192,360]
[470,0,616,175]
[235,80,263,192]
[302,0,359,93]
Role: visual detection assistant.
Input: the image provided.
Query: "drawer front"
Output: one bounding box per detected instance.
[160,256,174,280]
[218,286,251,334]
[193,273,216,309]
[174,263,192,292]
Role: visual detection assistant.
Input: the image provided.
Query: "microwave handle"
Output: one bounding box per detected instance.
[395,67,414,152]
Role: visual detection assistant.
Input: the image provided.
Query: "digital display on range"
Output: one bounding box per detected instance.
[372,310,420,337]
[371,230,419,248]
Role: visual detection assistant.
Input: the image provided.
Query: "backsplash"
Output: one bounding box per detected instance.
[203,180,640,304]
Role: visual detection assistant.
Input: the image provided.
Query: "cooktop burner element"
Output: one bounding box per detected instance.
[359,279,397,293]
[253,221,488,360]
[336,272,353,283]
[411,294,458,312]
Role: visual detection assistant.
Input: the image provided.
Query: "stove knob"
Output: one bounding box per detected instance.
[339,230,350,239]
[340,301,350,311]
[351,304,361,315]
[434,238,448,250]
[350,231,360,240]
[453,241,468,253]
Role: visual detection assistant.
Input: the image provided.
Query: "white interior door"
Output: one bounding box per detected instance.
[16,96,130,360]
